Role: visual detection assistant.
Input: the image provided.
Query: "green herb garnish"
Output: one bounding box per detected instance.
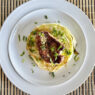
[54,52,58,56]
[74,55,80,62]
[32,30,37,35]
[65,49,72,55]
[23,36,27,42]
[20,51,25,56]
[34,22,38,24]
[18,34,21,41]
[57,20,60,23]
[38,32,44,37]
[32,63,36,67]
[74,49,79,55]
[38,32,42,36]
[50,47,55,52]
[29,40,34,46]
[50,58,53,63]
[30,37,34,40]
[50,58,54,66]
[54,52,58,60]
[58,31,62,35]
[52,28,64,37]
[28,55,36,66]
[22,59,25,63]
[44,15,48,19]
[53,28,57,32]
[31,69,34,73]
[28,55,34,60]
[28,37,34,46]
[59,31,64,37]
[29,49,35,53]
[58,45,62,50]
[49,72,55,78]
[35,57,41,62]
[52,28,63,37]
[52,28,58,37]
[61,38,66,43]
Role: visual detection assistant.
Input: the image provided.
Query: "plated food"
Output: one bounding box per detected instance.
[27,23,76,72]
[1,0,94,94]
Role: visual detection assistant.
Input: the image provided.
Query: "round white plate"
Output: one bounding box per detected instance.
[8,8,86,86]
[0,0,95,94]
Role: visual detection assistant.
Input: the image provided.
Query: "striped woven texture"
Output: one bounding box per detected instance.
[0,0,95,95]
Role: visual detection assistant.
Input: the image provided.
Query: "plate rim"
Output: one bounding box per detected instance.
[8,8,87,86]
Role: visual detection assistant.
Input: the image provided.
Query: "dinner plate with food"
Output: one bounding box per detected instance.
[0,0,95,94]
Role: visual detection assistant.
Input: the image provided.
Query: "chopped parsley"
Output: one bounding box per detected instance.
[73,48,79,62]
[49,72,55,78]
[28,55,34,60]
[52,28,57,36]
[44,15,48,19]
[18,34,21,41]
[38,32,42,36]
[20,51,25,56]
[22,59,25,63]
[74,49,79,55]
[50,58,54,66]
[32,30,37,35]
[50,47,55,52]
[28,37,34,46]
[54,52,58,57]
[50,58,53,63]
[34,22,38,24]
[35,57,41,62]
[54,52,58,60]
[30,37,34,40]
[38,32,44,37]
[59,31,64,37]
[60,36,66,43]
[29,40,34,46]
[29,49,35,53]
[65,49,71,55]
[57,20,60,23]
[32,63,36,67]
[28,55,36,67]
[52,28,64,37]
[74,55,80,62]
[31,69,34,73]
[23,36,27,42]
[58,45,62,50]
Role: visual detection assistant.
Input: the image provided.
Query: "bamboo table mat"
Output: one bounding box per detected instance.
[0,0,95,95]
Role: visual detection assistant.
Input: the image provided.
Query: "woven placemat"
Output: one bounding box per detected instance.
[0,0,95,95]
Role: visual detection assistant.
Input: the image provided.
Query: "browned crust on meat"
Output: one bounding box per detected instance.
[36,31,64,63]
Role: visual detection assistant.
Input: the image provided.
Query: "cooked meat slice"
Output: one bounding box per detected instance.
[36,31,64,63]
[36,33,50,62]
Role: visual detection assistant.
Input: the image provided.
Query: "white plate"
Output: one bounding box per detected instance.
[0,0,95,94]
[8,8,86,86]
